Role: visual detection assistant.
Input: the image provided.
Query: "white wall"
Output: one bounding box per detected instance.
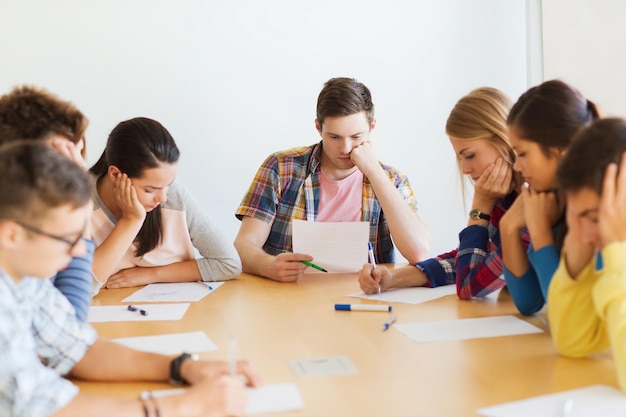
[0,0,531,258]
[543,0,626,117]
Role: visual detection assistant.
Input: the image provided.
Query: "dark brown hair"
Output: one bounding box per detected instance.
[0,141,92,222]
[558,118,626,195]
[316,77,374,126]
[0,85,88,156]
[507,79,599,155]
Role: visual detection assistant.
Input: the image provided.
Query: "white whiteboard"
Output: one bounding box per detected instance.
[0,0,532,258]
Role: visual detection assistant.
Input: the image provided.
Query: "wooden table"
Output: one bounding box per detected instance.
[77,269,616,416]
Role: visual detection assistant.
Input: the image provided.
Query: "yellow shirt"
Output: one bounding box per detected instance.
[548,241,626,391]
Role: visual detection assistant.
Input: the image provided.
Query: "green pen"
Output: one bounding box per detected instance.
[300,260,328,273]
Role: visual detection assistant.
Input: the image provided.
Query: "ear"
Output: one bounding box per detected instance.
[370,118,377,132]
[0,220,21,250]
[107,165,122,181]
[315,119,322,136]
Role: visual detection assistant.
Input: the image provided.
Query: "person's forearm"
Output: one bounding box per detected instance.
[151,261,203,283]
[367,168,430,262]
[70,339,171,382]
[93,217,143,281]
[527,222,554,251]
[388,265,428,289]
[234,239,275,279]
[500,224,529,277]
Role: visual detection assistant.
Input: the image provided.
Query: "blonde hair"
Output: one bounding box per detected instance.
[446,87,519,196]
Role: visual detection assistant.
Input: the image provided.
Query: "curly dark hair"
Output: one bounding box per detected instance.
[0,85,88,156]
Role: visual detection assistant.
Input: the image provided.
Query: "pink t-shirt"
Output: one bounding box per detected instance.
[316,168,363,222]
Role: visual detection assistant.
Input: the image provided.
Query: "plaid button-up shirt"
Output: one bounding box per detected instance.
[236,142,418,263]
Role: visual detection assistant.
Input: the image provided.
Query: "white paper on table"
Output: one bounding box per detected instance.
[122,282,224,303]
[476,385,626,417]
[288,355,358,377]
[146,383,304,415]
[348,285,457,305]
[291,219,369,273]
[112,331,218,354]
[395,315,543,343]
[246,383,304,414]
[87,303,190,322]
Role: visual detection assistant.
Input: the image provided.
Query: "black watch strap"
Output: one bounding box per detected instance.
[469,208,491,221]
[169,352,198,385]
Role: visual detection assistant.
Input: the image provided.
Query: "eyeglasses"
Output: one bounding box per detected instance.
[16,221,85,250]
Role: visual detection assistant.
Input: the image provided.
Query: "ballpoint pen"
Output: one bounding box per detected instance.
[367,242,381,294]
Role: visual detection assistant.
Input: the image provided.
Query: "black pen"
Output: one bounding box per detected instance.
[127,305,149,316]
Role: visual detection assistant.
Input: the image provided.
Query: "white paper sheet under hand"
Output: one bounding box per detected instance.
[395,315,542,343]
[122,281,224,303]
[477,385,626,417]
[112,331,217,355]
[246,383,304,414]
[146,383,304,415]
[87,303,190,322]
[349,285,456,305]
[291,219,369,273]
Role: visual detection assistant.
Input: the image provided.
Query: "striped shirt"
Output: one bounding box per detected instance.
[235,142,418,263]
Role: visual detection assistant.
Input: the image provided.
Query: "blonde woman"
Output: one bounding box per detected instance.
[359,87,523,299]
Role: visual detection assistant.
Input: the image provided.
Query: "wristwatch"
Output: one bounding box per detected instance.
[469,208,491,221]
[169,352,199,385]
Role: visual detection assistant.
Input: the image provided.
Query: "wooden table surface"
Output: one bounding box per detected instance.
[76,269,616,416]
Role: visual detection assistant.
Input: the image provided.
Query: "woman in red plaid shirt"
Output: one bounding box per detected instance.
[359,87,524,299]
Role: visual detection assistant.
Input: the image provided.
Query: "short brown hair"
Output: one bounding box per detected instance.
[316,77,374,126]
[0,85,88,154]
[0,141,93,223]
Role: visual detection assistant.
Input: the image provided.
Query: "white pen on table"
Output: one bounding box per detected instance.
[367,242,381,296]
[382,315,397,331]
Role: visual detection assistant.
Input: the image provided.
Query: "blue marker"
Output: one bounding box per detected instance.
[334,303,392,312]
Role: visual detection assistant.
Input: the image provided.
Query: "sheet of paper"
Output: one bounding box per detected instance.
[477,385,626,417]
[348,285,457,305]
[112,331,217,354]
[288,355,358,377]
[122,281,224,303]
[394,315,542,343]
[87,303,190,322]
[147,383,304,415]
[246,383,304,414]
[291,219,369,273]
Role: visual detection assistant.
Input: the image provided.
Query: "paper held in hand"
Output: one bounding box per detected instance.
[291,220,369,273]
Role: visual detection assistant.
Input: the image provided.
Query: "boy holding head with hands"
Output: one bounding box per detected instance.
[0,141,261,417]
[549,118,626,392]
